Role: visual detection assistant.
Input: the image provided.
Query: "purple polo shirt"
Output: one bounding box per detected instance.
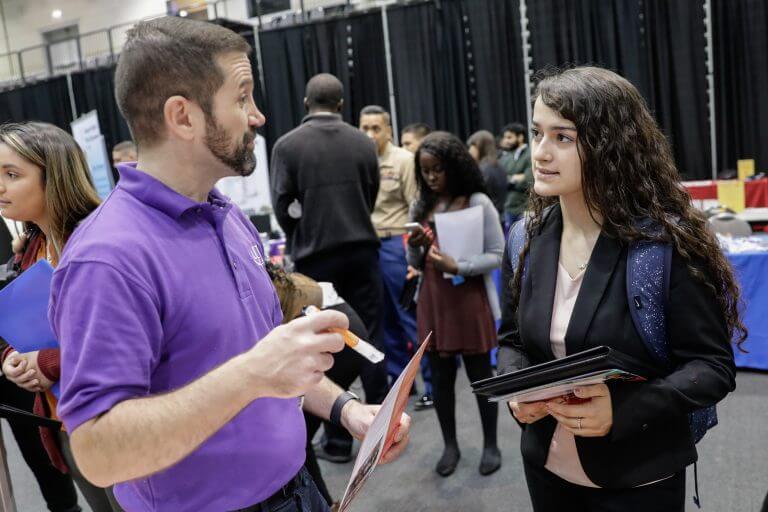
[50,164,306,512]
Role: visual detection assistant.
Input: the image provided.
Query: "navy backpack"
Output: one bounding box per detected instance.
[507,217,718,444]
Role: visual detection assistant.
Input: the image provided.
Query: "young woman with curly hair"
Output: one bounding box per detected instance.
[406,131,505,477]
[497,66,744,511]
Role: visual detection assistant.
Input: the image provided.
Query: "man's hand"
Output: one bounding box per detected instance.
[2,351,40,390]
[244,309,348,399]
[546,384,613,437]
[341,401,411,464]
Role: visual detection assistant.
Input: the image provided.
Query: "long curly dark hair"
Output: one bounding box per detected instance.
[510,66,746,347]
[412,131,488,222]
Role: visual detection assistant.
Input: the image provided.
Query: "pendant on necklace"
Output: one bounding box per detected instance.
[578,262,588,271]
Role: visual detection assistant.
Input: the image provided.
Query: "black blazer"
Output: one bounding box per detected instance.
[497,205,736,488]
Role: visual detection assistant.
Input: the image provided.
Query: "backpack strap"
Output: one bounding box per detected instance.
[626,238,674,368]
[508,218,528,278]
[506,205,557,280]
[627,228,718,453]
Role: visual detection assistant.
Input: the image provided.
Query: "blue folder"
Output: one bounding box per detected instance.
[0,259,60,398]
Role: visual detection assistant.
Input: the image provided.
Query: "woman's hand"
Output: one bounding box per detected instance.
[2,351,40,390]
[546,384,613,437]
[405,265,421,280]
[508,400,551,424]
[21,351,54,392]
[11,233,27,255]
[426,245,459,275]
[407,226,431,248]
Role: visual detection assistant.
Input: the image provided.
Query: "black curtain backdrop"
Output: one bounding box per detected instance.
[467,0,527,134]
[70,66,133,154]
[713,0,768,173]
[528,0,710,179]
[387,0,526,141]
[388,1,474,139]
[259,10,389,149]
[0,6,765,178]
[643,0,710,179]
[528,0,647,92]
[0,77,74,128]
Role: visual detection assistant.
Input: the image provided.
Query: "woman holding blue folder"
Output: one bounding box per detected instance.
[0,122,120,511]
[497,67,744,511]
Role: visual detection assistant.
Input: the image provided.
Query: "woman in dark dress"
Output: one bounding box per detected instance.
[406,132,505,477]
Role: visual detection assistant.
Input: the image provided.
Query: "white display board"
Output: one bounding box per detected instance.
[71,110,114,200]
[216,134,272,214]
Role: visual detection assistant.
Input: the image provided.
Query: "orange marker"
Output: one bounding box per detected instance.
[305,306,385,363]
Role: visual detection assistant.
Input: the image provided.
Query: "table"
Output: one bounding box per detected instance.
[684,178,768,206]
[728,251,768,370]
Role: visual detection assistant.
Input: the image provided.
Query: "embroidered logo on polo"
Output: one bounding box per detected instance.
[249,245,264,266]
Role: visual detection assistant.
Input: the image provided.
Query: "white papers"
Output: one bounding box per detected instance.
[338,333,431,512]
[434,205,483,278]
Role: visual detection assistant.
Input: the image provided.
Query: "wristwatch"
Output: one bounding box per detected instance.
[330,390,360,427]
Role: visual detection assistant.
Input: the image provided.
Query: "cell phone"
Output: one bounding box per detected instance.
[404,222,423,233]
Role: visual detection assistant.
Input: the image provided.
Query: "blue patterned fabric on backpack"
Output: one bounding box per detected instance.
[508,216,717,444]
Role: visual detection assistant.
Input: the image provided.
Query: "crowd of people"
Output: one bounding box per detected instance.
[0,15,749,512]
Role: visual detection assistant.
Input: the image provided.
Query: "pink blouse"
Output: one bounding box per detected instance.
[543,262,600,487]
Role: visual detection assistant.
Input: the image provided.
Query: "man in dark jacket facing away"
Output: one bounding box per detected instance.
[270,74,389,412]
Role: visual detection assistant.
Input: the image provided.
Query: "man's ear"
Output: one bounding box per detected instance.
[163,95,198,142]
[337,99,344,113]
[304,97,309,112]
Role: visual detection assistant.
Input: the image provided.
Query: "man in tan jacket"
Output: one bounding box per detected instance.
[360,105,433,410]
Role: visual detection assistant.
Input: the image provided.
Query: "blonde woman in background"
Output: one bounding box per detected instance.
[0,122,121,512]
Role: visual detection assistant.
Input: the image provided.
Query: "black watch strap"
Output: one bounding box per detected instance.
[330,391,359,427]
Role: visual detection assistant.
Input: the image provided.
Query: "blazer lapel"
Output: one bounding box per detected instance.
[521,208,562,362]
[564,232,624,355]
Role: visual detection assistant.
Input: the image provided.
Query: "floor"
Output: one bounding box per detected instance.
[3,371,767,512]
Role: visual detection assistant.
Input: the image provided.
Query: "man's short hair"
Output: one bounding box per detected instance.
[401,123,431,139]
[115,17,251,147]
[305,74,344,110]
[113,140,136,153]
[359,105,391,126]
[502,122,527,141]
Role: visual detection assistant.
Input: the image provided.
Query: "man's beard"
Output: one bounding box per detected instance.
[205,115,257,177]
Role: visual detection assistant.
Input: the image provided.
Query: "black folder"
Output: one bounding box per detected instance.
[0,403,62,429]
[472,346,661,400]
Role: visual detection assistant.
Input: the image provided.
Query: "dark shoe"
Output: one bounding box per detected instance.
[313,441,352,463]
[414,394,434,410]
[479,446,501,476]
[435,445,461,477]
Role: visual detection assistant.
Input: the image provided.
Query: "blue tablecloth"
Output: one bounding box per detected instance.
[728,251,768,370]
